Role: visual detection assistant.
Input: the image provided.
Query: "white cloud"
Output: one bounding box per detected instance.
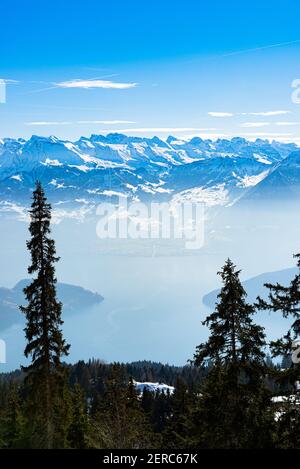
[54,79,137,90]
[272,136,300,144]
[207,110,291,118]
[25,121,72,126]
[276,121,300,126]
[100,127,217,133]
[208,112,234,117]
[25,120,136,126]
[240,122,270,128]
[0,79,19,84]
[241,132,293,137]
[242,110,290,116]
[77,120,136,124]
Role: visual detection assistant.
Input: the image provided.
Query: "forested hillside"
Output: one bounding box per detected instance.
[1,183,300,449]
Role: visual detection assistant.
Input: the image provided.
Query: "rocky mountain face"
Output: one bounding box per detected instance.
[0,134,298,220]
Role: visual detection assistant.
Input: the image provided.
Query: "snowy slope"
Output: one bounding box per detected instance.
[0,134,298,219]
[134,380,175,394]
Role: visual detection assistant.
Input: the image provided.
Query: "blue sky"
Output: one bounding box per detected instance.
[1,0,300,142]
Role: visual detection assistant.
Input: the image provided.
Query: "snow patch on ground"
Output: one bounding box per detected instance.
[134,381,175,395]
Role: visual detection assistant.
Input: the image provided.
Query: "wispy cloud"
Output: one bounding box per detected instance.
[240,122,270,128]
[223,39,300,57]
[208,112,233,117]
[25,120,136,126]
[269,136,300,144]
[54,79,137,90]
[25,121,72,126]
[276,121,300,126]
[0,79,19,84]
[208,110,291,118]
[77,120,136,124]
[241,132,293,137]
[242,110,291,116]
[240,132,298,144]
[100,127,217,133]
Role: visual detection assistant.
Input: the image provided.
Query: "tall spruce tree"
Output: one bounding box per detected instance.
[20,181,70,448]
[191,259,274,448]
[194,259,266,370]
[257,253,300,375]
[257,253,300,447]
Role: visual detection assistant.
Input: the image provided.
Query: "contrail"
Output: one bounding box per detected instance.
[223,39,300,57]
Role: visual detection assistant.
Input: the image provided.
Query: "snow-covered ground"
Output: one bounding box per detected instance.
[134,380,175,394]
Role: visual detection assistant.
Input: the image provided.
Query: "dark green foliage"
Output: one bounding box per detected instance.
[257,253,300,380]
[20,181,70,448]
[273,396,300,448]
[2,184,300,448]
[163,377,194,448]
[149,389,172,434]
[257,253,300,447]
[188,365,275,448]
[90,365,157,449]
[21,181,70,372]
[0,383,27,448]
[68,383,89,448]
[191,259,274,448]
[194,259,266,368]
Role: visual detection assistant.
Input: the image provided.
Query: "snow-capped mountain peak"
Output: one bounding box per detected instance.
[0,134,298,219]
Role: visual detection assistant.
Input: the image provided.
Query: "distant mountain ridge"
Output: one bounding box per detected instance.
[203,267,297,308]
[0,280,104,330]
[0,134,299,219]
[238,150,300,203]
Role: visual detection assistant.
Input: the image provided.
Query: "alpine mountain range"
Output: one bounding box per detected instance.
[0,133,300,220]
